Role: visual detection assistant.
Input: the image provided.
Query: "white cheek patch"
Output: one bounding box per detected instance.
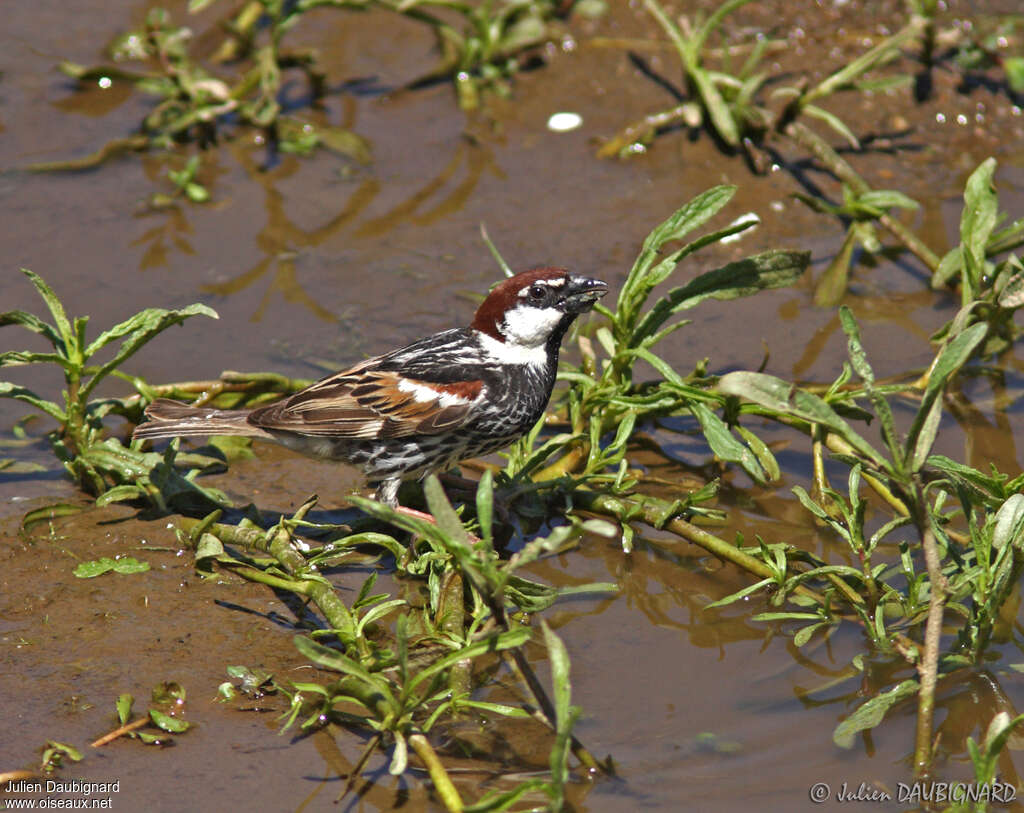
[500,304,564,347]
[397,378,473,407]
[477,331,548,366]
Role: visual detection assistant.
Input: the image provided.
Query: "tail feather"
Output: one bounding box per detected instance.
[133,398,272,442]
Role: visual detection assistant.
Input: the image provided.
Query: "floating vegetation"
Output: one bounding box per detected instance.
[602,0,1024,305]
[31,0,591,174]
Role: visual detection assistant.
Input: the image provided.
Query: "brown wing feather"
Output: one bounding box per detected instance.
[248,369,483,439]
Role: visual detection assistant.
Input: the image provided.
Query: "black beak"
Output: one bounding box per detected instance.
[563,276,608,313]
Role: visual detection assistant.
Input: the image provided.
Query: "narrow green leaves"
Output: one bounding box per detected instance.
[959,157,998,297]
[541,620,580,811]
[691,402,771,484]
[629,249,810,348]
[833,679,919,748]
[617,185,737,339]
[1,269,219,502]
[839,306,902,468]
[73,556,150,578]
[905,322,986,471]
[717,371,889,472]
[17,269,74,351]
[81,303,218,400]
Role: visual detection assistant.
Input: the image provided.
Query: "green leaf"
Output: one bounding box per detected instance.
[791,485,830,520]
[407,626,531,696]
[541,620,579,811]
[1006,57,1024,93]
[74,558,116,578]
[793,622,827,647]
[691,402,766,484]
[19,269,74,349]
[116,693,134,725]
[475,468,494,550]
[292,635,396,701]
[803,104,859,149]
[81,303,219,400]
[462,781,550,813]
[993,494,1024,550]
[931,246,963,289]
[0,308,63,347]
[112,556,150,574]
[717,371,888,471]
[927,455,1008,504]
[0,349,76,368]
[813,226,857,307]
[803,25,914,105]
[317,126,372,164]
[636,186,736,273]
[149,709,189,733]
[184,182,209,203]
[857,189,919,212]
[631,249,809,345]
[752,612,824,622]
[423,475,474,550]
[95,485,147,506]
[839,306,902,465]
[734,425,779,481]
[959,158,998,293]
[0,383,67,422]
[74,556,149,578]
[704,577,773,609]
[833,679,918,748]
[905,322,986,470]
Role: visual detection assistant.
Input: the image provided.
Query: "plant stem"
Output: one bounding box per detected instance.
[571,490,831,604]
[178,513,362,649]
[779,121,940,271]
[438,571,472,700]
[912,499,946,777]
[408,733,463,812]
[90,717,149,747]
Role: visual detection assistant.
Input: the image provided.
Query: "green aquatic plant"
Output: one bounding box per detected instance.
[714,298,1024,775]
[35,3,370,171]
[91,685,191,747]
[35,0,583,173]
[387,0,585,110]
[928,159,1024,355]
[0,269,220,499]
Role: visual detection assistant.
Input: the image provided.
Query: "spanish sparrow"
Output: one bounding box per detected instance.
[133,267,608,506]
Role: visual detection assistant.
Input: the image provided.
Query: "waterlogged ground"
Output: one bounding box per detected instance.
[2,0,1024,810]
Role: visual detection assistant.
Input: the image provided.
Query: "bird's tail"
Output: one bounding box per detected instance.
[133,398,273,442]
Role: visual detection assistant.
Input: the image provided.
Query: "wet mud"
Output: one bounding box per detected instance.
[2,0,1024,810]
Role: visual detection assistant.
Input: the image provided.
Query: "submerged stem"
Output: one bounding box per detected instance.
[912,500,947,777]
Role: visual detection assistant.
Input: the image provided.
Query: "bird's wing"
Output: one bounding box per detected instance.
[248,361,485,439]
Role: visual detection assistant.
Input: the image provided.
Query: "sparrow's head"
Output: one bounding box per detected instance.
[470,267,608,352]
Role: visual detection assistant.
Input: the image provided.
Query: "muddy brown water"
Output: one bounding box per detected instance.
[3,0,1024,810]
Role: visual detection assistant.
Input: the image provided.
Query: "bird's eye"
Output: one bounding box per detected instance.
[527,283,546,301]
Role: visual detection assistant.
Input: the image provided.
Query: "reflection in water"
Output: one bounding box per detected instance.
[200,142,380,321]
[354,138,505,238]
[934,670,1023,787]
[194,136,501,321]
[132,205,195,270]
[948,369,1023,475]
[789,287,937,379]
[50,79,134,118]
